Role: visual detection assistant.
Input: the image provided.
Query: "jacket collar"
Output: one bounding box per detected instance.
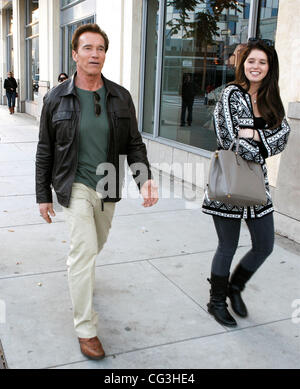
[59,72,118,97]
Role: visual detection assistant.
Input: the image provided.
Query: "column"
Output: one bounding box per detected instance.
[12,0,26,112]
[38,0,60,118]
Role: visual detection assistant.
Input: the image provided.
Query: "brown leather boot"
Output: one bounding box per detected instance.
[9,107,12,114]
[78,336,105,360]
[12,106,15,114]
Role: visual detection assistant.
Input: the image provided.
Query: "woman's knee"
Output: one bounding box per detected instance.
[252,239,274,259]
[216,242,238,259]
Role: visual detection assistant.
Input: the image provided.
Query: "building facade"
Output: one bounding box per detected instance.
[0,0,299,242]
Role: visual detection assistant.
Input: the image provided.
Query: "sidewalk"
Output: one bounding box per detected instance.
[0,105,299,369]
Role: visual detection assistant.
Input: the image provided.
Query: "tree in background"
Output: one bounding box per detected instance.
[167,0,244,92]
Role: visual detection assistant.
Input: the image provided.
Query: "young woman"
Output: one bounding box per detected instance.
[202,39,291,327]
[4,71,18,114]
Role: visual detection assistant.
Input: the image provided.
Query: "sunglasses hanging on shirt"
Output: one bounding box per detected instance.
[93,92,101,117]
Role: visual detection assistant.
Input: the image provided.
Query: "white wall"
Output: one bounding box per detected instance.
[264,0,300,188]
[13,0,26,111]
[37,0,60,117]
[39,0,61,87]
[95,0,143,110]
[276,0,300,108]
[96,0,125,85]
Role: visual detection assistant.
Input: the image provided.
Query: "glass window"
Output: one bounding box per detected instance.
[6,8,14,73]
[61,0,84,7]
[157,0,250,151]
[26,0,39,101]
[257,0,278,43]
[62,0,74,6]
[26,0,39,24]
[61,16,95,76]
[142,0,159,134]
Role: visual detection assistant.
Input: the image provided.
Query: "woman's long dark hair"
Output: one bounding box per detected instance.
[232,40,285,129]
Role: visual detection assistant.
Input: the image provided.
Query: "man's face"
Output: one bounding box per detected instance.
[72,32,106,76]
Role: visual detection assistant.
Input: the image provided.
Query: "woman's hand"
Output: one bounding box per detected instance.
[239,128,254,138]
[239,128,261,142]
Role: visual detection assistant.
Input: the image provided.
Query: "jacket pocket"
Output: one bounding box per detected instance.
[115,109,130,119]
[52,111,74,143]
[114,110,130,152]
[115,110,131,126]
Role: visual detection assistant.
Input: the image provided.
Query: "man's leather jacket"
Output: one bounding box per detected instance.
[36,73,151,207]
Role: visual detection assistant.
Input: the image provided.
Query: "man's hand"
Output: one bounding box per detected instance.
[140,179,159,207]
[39,203,56,224]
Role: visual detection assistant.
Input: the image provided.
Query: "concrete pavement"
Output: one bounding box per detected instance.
[0,105,299,369]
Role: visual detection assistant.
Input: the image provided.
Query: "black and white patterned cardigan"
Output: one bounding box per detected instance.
[202,84,291,219]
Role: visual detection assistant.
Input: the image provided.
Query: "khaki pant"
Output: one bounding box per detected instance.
[63,183,115,338]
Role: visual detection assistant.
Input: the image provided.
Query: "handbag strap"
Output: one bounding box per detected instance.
[229,137,240,154]
[228,137,242,166]
[229,137,258,170]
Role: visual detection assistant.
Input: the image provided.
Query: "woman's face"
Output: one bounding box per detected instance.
[7,73,12,78]
[244,49,269,86]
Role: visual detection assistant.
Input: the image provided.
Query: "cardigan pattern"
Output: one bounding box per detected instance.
[202,84,290,219]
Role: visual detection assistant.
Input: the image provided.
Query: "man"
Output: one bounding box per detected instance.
[180,74,196,127]
[36,24,158,360]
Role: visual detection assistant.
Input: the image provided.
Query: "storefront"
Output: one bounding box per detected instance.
[137,0,300,242]
[140,0,279,153]
[0,0,299,242]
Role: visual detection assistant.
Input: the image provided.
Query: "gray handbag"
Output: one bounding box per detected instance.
[207,138,267,206]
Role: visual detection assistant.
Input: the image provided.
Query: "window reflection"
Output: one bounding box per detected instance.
[62,17,95,77]
[6,8,14,73]
[142,0,159,134]
[61,0,82,7]
[157,0,250,151]
[32,37,39,96]
[257,0,278,43]
[26,0,39,101]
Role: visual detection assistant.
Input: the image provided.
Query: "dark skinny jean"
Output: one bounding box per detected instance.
[180,99,194,125]
[6,91,16,108]
[211,213,274,276]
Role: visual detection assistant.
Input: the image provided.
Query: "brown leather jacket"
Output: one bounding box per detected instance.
[36,73,151,207]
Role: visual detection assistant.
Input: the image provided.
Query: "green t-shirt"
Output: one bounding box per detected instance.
[74,85,110,192]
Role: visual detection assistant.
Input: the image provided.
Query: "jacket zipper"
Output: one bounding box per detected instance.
[106,91,114,162]
[66,95,81,207]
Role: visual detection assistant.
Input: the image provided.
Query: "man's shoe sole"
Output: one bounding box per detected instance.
[80,350,105,360]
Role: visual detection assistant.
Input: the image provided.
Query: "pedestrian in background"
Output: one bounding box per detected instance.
[58,72,68,83]
[202,39,291,327]
[180,73,196,127]
[4,71,18,114]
